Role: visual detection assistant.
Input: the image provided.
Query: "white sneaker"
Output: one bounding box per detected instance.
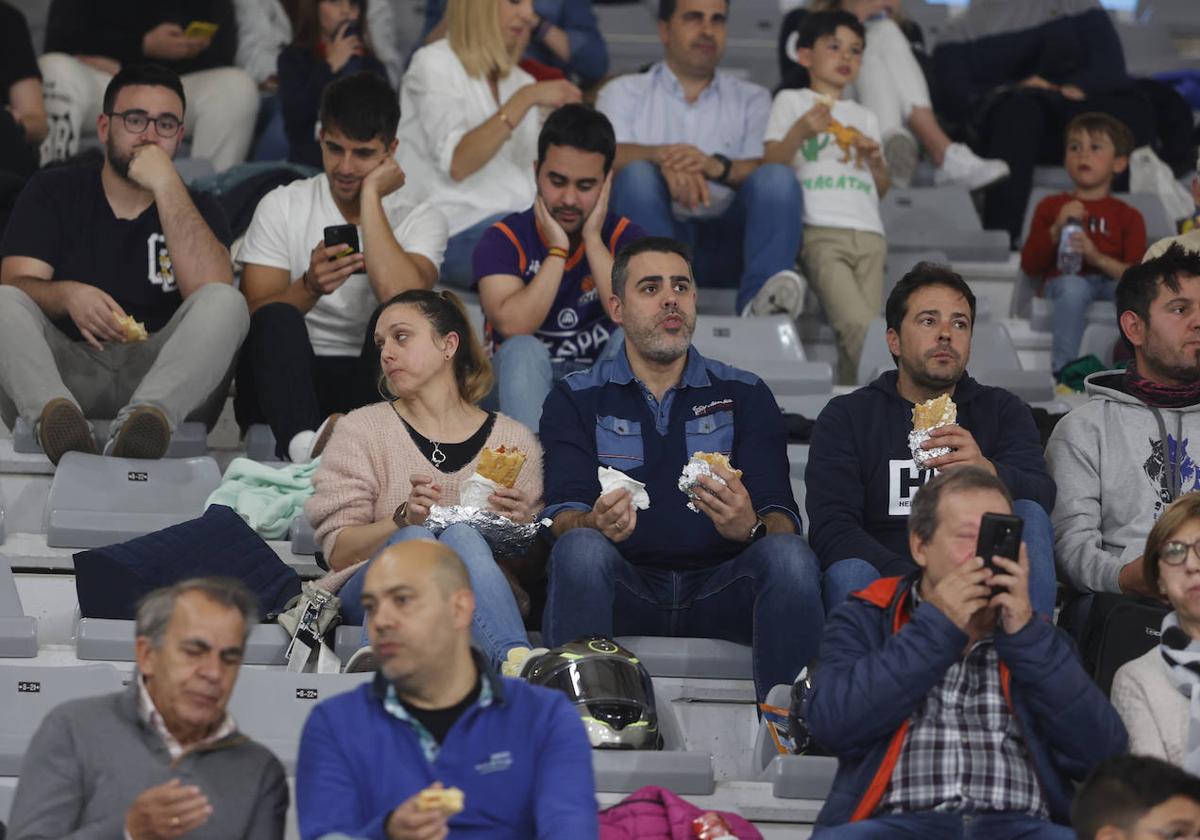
[935,142,1010,190]
[883,128,918,188]
[500,646,548,678]
[744,270,806,319]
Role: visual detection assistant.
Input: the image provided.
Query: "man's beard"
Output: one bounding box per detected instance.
[106,135,135,180]
[624,310,694,364]
[1143,340,1200,385]
[903,348,964,392]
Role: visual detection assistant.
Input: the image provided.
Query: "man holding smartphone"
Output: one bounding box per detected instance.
[236,72,447,462]
[806,468,1126,838]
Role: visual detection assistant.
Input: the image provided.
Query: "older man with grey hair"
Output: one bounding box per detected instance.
[8,577,288,840]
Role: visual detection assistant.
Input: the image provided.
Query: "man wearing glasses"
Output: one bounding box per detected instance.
[0,63,247,463]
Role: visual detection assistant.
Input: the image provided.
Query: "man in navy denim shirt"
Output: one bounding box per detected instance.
[538,236,824,701]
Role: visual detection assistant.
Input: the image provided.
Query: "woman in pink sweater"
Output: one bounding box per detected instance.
[306,289,543,671]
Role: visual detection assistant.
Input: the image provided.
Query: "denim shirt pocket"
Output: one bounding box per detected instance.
[595,415,645,469]
[684,410,735,458]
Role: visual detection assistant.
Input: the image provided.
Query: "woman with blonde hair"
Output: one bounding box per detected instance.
[1111,492,1200,771]
[397,0,582,289]
[306,289,545,673]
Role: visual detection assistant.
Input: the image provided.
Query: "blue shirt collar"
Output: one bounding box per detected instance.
[609,342,711,390]
[654,60,721,103]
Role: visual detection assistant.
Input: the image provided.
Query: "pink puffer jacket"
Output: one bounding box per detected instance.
[598,785,762,840]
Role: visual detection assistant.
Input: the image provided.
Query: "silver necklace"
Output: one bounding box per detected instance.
[430,441,446,466]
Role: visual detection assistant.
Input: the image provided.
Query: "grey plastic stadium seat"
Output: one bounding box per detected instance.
[1117,19,1195,75]
[593,750,716,795]
[1135,0,1200,36]
[0,496,5,546]
[1121,192,1176,242]
[1080,323,1122,367]
[0,664,124,774]
[884,251,949,312]
[334,625,365,664]
[767,754,838,800]
[45,453,221,548]
[856,319,892,387]
[691,315,834,397]
[12,418,209,459]
[881,187,1010,261]
[227,670,373,772]
[76,618,291,665]
[290,515,316,556]
[753,683,795,773]
[1028,297,1116,332]
[613,636,752,680]
[0,567,35,658]
[244,424,277,462]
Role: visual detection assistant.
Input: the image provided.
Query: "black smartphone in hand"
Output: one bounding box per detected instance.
[324,224,360,258]
[976,512,1023,595]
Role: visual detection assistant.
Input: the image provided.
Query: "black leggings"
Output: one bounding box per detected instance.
[233,302,383,460]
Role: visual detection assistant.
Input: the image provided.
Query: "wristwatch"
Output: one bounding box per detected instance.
[712,153,733,184]
[748,517,767,543]
[392,502,409,528]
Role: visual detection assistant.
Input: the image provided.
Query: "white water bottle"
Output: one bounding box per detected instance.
[1057,217,1084,275]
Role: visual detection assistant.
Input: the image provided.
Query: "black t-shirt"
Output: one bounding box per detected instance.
[399,410,499,475]
[399,676,481,745]
[0,2,40,109]
[0,164,233,341]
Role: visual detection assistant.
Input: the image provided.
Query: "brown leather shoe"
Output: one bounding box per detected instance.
[37,398,96,465]
[109,405,171,460]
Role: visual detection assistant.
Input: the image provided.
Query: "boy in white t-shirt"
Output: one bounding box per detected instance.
[764,11,889,384]
[236,72,447,462]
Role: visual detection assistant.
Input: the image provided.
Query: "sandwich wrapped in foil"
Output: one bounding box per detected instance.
[423,504,543,562]
[908,395,957,467]
[678,457,728,513]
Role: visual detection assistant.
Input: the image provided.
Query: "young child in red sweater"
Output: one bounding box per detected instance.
[1020,113,1146,376]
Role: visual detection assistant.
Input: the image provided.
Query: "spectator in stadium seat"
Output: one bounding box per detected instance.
[7,578,289,840]
[236,72,446,463]
[598,0,806,319]
[764,11,889,384]
[807,262,1058,615]
[784,1,1008,191]
[0,65,247,464]
[397,0,581,290]
[932,0,1158,244]
[1072,755,1200,840]
[539,237,824,703]
[39,0,259,173]
[306,289,546,675]
[0,0,47,236]
[1020,113,1146,378]
[474,104,644,432]
[295,540,598,840]
[1047,244,1200,600]
[418,0,609,87]
[277,0,391,170]
[808,468,1126,837]
[1111,494,1200,770]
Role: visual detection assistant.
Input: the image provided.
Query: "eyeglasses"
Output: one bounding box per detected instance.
[1159,539,1200,566]
[1141,827,1200,839]
[106,110,183,138]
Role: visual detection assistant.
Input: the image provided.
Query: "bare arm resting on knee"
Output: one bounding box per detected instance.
[1,257,129,350]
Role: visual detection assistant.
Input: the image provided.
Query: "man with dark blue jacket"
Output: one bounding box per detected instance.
[806,262,1057,614]
[295,540,598,840]
[807,468,1125,837]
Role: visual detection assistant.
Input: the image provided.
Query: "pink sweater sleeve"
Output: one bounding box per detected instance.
[491,415,545,508]
[306,411,384,559]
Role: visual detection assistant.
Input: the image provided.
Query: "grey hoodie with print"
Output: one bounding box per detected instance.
[1047,370,1200,594]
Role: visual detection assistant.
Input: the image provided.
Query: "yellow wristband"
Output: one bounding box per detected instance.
[547,247,569,260]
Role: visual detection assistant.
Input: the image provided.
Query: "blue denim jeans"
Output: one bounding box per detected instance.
[820,500,1058,618]
[1045,273,1116,373]
[610,161,803,312]
[542,528,825,701]
[338,523,529,669]
[485,329,625,431]
[814,812,1074,839]
[440,213,509,290]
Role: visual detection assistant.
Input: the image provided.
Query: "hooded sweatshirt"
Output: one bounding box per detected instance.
[1047,370,1200,594]
[806,371,1055,575]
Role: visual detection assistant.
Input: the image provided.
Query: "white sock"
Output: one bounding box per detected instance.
[287,430,317,464]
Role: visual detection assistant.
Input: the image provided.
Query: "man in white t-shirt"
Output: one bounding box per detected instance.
[236,72,447,462]
[763,11,890,385]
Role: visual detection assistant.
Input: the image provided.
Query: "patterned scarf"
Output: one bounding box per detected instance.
[1160,612,1200,776]
[1124,361,1200,409]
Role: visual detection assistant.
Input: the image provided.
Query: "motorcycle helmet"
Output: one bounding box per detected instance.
[522,637,660,749]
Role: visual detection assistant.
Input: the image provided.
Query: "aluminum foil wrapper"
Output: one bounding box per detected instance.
[459,474,500,509]
[909,424,951,466]
[678,457,727,513]
[598,466,650,510]
[423,504,542,562]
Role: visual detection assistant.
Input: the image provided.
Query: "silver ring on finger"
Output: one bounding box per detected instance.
[171,816,181,828]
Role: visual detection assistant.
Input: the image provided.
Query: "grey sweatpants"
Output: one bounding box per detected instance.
[0,283,249,435]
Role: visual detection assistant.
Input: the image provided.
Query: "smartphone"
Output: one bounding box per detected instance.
[184,20,219,39]
[340,21,361,39]
[976,512,1023,594]
[324,224,360,258]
